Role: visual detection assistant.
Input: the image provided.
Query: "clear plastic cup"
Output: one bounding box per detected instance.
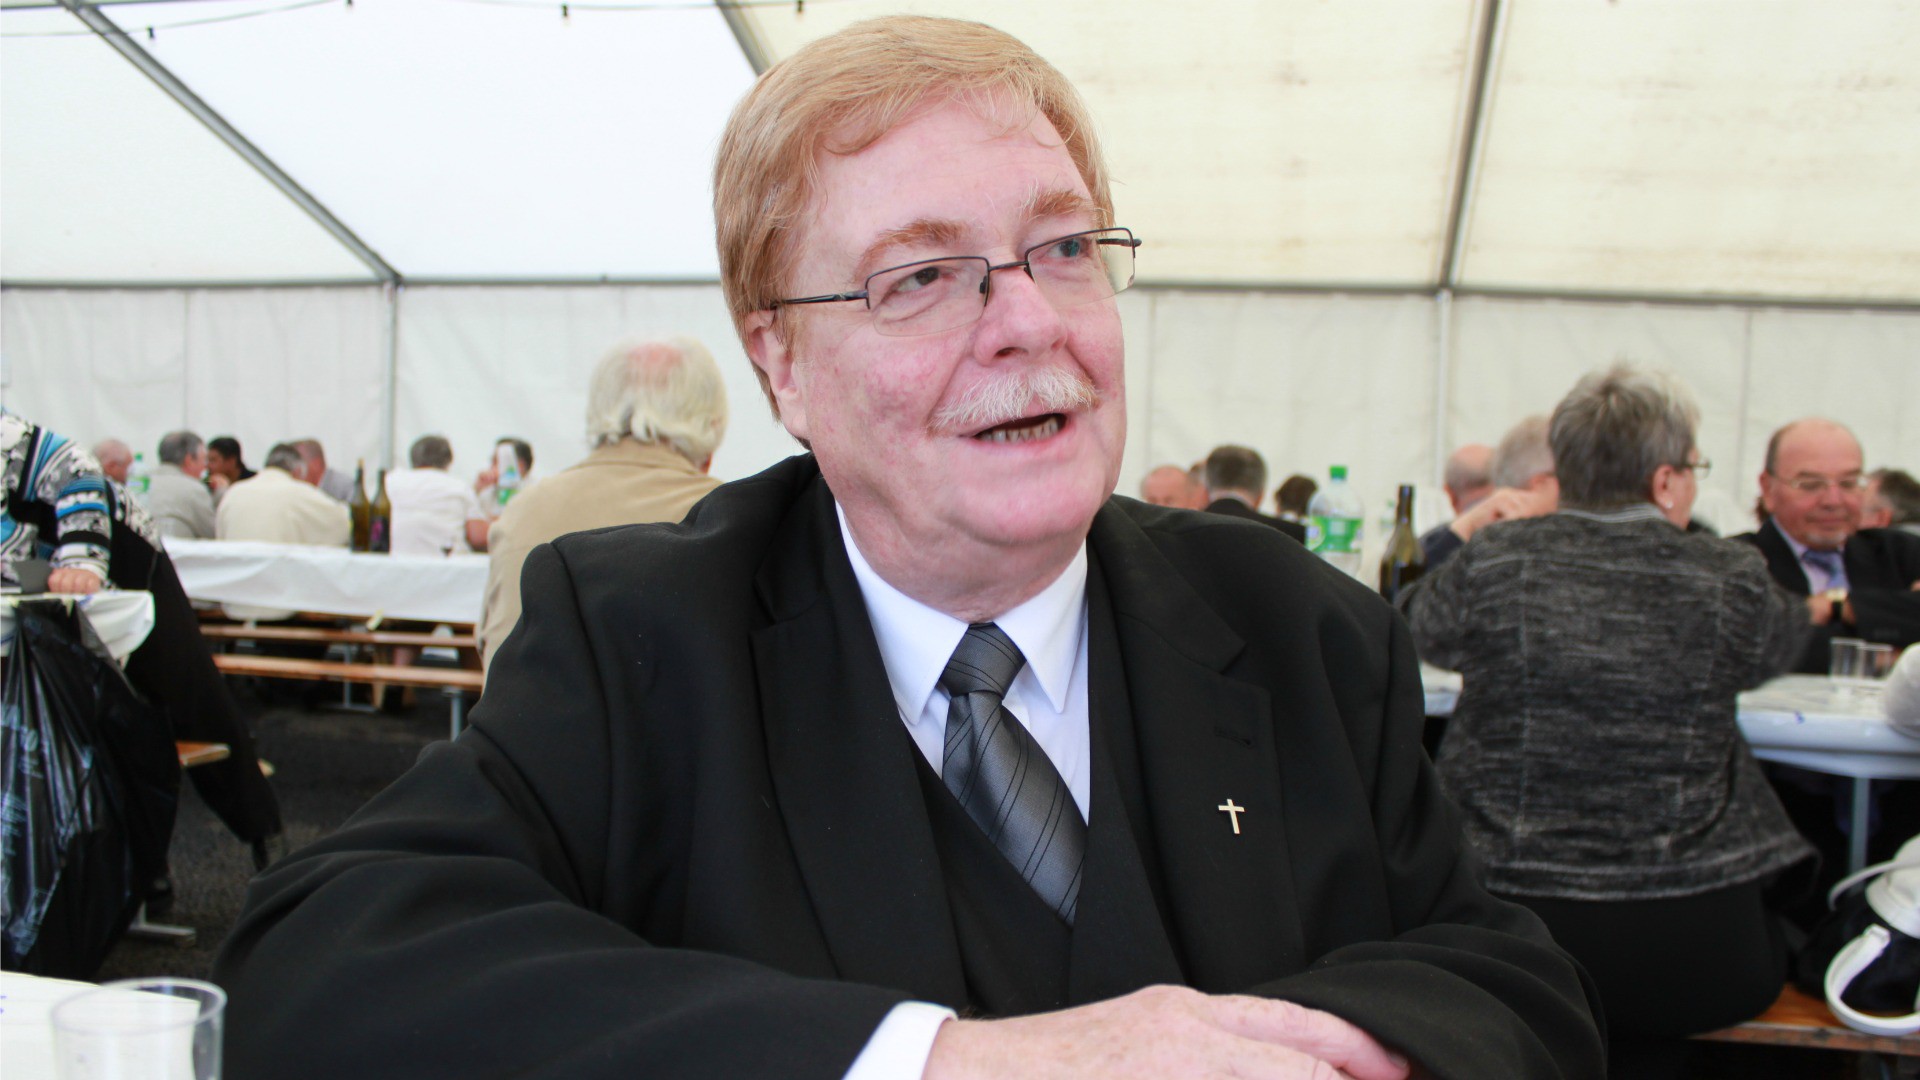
[51,978,225,1080]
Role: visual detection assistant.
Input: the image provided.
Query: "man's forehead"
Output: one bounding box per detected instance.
[1778,426,1863,473]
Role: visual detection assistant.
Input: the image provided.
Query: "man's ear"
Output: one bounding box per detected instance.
[743,309,810,443]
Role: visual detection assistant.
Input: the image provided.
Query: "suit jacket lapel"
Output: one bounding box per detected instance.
[752,474,968,1007]
[1757,519,1812,593]
[1086,504,1307,992]
[1067,558,1186,1003]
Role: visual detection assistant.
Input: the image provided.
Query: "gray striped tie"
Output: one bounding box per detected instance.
[940,622,1085,924]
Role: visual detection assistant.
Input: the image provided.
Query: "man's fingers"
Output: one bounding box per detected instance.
[1208,997,1410,1080]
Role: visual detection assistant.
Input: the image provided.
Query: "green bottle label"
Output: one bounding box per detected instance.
[1309,514,1361,554]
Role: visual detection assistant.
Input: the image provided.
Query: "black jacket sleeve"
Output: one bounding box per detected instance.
[214,543,906,1080]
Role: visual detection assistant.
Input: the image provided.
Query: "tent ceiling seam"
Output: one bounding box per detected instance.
[1438,0,1507,291]
[714,0,769,74]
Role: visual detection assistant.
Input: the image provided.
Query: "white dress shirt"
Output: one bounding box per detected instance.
[385,467,487,555]
[835,504,1092,1080]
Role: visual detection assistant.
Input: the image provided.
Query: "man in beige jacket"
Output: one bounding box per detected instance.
[480,337,728,672]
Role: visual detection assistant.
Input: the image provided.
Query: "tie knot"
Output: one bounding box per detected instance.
[939,622,1025,699]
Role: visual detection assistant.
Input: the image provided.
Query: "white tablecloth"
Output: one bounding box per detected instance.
[165,538,487,625]
[0,590,156,663]
[1736,673,1920,780]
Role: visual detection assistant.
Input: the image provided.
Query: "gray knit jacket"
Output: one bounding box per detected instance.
[1404,505,1815,901]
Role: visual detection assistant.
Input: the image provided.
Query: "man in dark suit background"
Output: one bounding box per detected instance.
[1735,418,1920,675]
[1202,444,1306,544]
[217,16,1601,1080]
[1735,417,1920,918]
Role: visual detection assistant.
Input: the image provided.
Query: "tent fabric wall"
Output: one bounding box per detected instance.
[1,287,389,478]
[3,284,1913,556]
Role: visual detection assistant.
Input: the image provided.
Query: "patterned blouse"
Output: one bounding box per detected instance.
[1404,505,1814,901]
[1,411,159,588]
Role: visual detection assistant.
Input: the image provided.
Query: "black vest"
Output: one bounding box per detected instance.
[909,564,1187,1017]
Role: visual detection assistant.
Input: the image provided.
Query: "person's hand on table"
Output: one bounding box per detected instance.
[46,566,104,594]
[923,985,1413,1080]
[1447,487,1553,544]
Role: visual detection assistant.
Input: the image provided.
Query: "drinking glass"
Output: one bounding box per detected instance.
[1832,638,1894,700]
[51,978,225,1080]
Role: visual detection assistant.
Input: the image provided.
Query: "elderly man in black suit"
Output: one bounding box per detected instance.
[1202,444,1306,544]
[217,17,1602,1080]
[1736,418,1920,674]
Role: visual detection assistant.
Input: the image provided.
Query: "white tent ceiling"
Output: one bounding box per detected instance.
[4,0,1917,305]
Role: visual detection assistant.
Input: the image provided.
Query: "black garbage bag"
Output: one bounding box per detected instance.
[2,600,179,977]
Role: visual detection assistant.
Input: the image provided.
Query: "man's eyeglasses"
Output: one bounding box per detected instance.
[773,227,1141,338]
[1771,473,1867,496]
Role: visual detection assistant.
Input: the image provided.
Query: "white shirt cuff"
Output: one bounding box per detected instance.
[842,1001,957,1080]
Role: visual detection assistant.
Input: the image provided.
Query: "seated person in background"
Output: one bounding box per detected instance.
[481,338,726,671]
[1201,444,1305,543]
[144,430,216,539]
[2,410,282,862]
[386,435,489,555]
[1735,419,1920,674]
[1416,443,1490,560]
[215,17,1601,1079]
[91,438,133,485]
[204,435,254,501]
[215,442,352,621]
[292,438,356,503]
[1402,365,1812,1069]
[473,436,535,517]
[1863,467,1920,535]
[215,442,351,549]
[1421,416,1558,570]
[1272,472,1316,523]
[1134,463,1206,509]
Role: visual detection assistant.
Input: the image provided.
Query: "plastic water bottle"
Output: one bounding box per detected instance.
[494,443,521,509]
[1307,465,1364,579]
[128,452,151,496]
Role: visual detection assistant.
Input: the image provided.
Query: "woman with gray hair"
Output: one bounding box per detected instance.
[1403,365,1814,1073]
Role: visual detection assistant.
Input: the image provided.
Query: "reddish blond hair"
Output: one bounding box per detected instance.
[713,15,1113,410]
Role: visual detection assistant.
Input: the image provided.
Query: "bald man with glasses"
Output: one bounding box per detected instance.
[1736,417,1920,674]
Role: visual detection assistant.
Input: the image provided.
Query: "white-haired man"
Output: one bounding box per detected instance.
[219,17,1601,1080]
[1421,417,1560,570]
[478,337,729,671]
[146,430,216,539]
[91,438,133,485]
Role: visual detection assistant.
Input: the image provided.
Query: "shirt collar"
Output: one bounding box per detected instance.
[835,503,1087,722]
[1557,503,1669,524]
[1774,520,1842,562]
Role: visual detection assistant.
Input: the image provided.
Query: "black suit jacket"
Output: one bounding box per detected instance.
[1737,519,1920,673]
[218,455,1601,1079]
[1205,496,1307,544]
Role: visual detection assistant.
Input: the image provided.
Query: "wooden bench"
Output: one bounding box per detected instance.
[198,624,479,651]
[1695,983,1920,1058]
[210,653,483,739]
[175,740,230,768]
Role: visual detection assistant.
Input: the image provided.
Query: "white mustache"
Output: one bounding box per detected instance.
[933,366,1100,434]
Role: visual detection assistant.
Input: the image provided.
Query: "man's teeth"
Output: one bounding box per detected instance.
[977,415,1063,444]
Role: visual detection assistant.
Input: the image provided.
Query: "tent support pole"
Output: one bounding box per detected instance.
[1433,289,1455,490]
[56,0,399,285]
[381,283,400,473]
